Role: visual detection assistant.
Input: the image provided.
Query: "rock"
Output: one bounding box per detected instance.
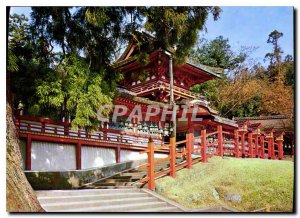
[211,188,220,200]
[224,194,242,203]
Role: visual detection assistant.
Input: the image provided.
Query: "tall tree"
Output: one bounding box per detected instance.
[142,7,221,64]
[265,30,284,66]
[190,35,252,106]
[190,36,248,74]
[7,7,44,212]
[10,6,221,131]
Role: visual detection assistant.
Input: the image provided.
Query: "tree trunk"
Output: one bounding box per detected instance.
[6,102,44,212]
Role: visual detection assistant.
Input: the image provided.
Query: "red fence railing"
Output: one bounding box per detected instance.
[140,125,285,190]
[14,115,163,147]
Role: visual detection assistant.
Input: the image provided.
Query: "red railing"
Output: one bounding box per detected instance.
[140,125,285,190]
[14,115,162,147]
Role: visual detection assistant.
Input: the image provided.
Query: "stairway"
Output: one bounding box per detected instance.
[37,158,187,212]
[83,157,185,189]
[36,188,183,212]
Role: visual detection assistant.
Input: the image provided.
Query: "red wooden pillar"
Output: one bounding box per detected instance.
[41,122,46,133]
[187,115,194,153]
[217,125,223,157]
[271,138,275,160]
[234,130,239,158]
[64,122,69,136]
[170,134,176,177]
[254,135,259,157]
[148,138,155,190]
[241,132,246,158]
[186,131,192,169]
[116,145,121,163]
[76,142,82,170]
[277,140,284,160]
[25,135,32,171]
[260,135,265,159]
[267,138,272,159]
[248,132,253,158]
[201,129,207,162]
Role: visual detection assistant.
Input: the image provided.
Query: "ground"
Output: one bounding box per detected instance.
[155,156,294,212]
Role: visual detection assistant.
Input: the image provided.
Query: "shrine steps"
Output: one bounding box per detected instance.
[36,188,183,212]
[82,158,185,189]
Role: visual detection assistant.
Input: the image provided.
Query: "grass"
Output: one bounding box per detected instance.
[155,156,294,212]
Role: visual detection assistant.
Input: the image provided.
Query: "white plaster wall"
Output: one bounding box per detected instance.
[120,149,168,162]
[81,146,116,169]
[31,141,76,171]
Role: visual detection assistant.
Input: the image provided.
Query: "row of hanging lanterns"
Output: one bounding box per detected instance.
[110,120,173,136]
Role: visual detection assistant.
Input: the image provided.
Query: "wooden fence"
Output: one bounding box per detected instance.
[140,125,285,190]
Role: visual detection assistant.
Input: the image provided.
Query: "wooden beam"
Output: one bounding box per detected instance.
[116,145,121,163]
[76,142,82,170]
[217,125,223,157]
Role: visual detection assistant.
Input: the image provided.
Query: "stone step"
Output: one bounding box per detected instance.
[94,182,130,186]
[121,173,147,178]
[111,175,133,180]
[102,178,139,183]
[42,197,157,211]
[59,201,168,212]
[38,192,149,204]
[128,206,182,212]
[36,188,140,197]
[83,185,137,189]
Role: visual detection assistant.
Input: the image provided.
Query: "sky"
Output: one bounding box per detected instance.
[10,6,294,66]
[202,6,294,66]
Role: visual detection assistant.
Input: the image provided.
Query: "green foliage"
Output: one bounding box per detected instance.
[191,36,248,72]
[143,7,221,64]
[265,30,284,67]
[190,31,294,118]
[9,7,220,130]
[36,55,113,131]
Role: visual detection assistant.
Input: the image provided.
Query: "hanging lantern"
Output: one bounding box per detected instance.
[159,128,164,134]
[265,131,274,139]
[143,122,148,133]
[138,122,143,131]
[164,126,169,136]
[276,134,284,141]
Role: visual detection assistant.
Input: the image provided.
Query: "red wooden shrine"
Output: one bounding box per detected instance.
[13,34,287,189]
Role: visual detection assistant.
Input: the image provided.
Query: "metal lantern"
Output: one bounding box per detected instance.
[143,122,148,133]
[159,128,164,135]
[138,122,143,131]
[276,134,284,141]
[149,122,154,133]
[164,126,169,136]
[265,131,274,139]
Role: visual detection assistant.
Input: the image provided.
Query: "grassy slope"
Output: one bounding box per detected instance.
[155,156,294,212]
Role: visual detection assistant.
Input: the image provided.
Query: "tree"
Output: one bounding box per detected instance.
[142,7,221,64]
[10,6,221,131]
[265,30,284,66]
[190,35,252,108]
[190,31,294,119]
[7,7,44,212]
[190,36,249,75]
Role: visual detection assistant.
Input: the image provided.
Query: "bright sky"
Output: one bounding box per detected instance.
[10,6,294,66]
